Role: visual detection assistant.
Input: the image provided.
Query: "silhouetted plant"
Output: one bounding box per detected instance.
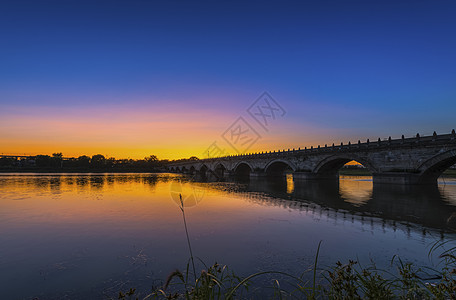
[178,193,197,282]
[115,198,456,299]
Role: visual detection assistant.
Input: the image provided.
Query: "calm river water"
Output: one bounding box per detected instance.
[1,173,456,299]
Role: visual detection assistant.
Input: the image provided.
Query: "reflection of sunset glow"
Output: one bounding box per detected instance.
[439,179,456,206]
[3,173,456,300]
[339,175,373,206]
[0,174,176,224]
[286,173,294,194]
[0,174,267,230]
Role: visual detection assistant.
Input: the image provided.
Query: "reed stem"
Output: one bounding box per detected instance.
[179,194,197,281]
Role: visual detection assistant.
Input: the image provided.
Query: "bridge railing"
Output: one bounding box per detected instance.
[168,130,455,165]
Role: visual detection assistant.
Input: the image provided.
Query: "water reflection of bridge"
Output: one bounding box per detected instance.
[198,175,456,236]
[2,173,455,237]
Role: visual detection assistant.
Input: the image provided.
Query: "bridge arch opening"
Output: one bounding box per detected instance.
[198,164,209,180]
[199,164,208,174]
[215,163,227,179]
[339,160,372,176]
[265,160,295,177]
[419,151,456,184]
[189,166,196,175]
[314,157,374,179]
[234,162,253,177]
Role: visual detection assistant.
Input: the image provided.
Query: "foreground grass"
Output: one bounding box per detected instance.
[116,194,456,299]
[116,242,456,300]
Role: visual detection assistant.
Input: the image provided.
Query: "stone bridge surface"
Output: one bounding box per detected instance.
[169,130,456,185]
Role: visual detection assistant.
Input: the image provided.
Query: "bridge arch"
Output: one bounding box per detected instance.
[233,161,254,176]
[196,164,210,180]
[214,163,228,178]
[188,166,196,175]
[213,161,229,171]
[199,164,209,173]
[313,154,377,177]
[417,150,456,182]
[264,159,296,176]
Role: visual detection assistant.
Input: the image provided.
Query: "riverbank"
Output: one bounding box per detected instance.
[2,168,456,178]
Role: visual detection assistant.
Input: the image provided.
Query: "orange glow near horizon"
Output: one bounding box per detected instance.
[345,160,363,166]
[0,103,334,160]
[0,104,233,159]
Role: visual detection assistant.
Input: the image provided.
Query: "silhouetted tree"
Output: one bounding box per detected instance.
[145,155,158,162]
[144,155,159,169]
[0,157,15,168]
[106,157,116,168]
[51,153,63,168]
[91,154,106,169]
[63,157,78,169]
[77,155,90,168]
[35,155,52,168]
[2,152,171,172]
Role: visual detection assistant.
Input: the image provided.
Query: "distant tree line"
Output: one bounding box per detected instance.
[0,153,172,172]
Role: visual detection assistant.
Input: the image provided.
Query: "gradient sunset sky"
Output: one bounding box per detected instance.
[1,1,455,159]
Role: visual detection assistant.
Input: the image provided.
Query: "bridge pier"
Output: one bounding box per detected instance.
[250,171,267,178]
[293,172,338,181]
[212,170,234,181]
[226,170,236,179]
[292,171,438,185]
[372,173,436,185]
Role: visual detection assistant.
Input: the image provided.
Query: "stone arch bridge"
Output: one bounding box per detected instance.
[169,130,456,185]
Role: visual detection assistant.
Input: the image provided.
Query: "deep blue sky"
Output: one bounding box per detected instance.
[1,0,455,157]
